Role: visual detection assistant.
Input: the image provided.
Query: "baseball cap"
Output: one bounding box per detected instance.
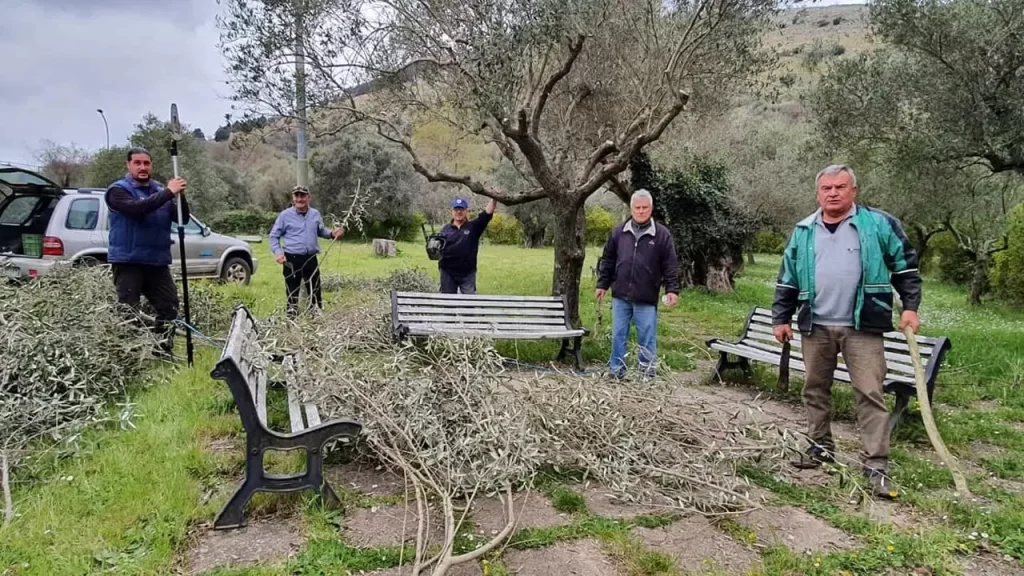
[451,197,469,209]
[292,185,310,195]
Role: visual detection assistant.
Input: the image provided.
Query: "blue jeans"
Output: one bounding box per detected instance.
[609,297,658,377]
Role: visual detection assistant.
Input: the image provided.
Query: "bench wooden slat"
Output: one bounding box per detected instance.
[255,369,268,425]
[405,327,585,339]
[751,309,941,346]
[397,314,567,325]
[397,297,564,309]
[286,387,305,433]
[395,306,566,317]
[304,403,321,427]
[739,338,920,376]
[396,292,562,303]
[746,322,934,356]
[710,340,915,385]
[403,322,574,332]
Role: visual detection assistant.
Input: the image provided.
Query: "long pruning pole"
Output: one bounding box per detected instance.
[170,103,194,367]
[904,326,970,496]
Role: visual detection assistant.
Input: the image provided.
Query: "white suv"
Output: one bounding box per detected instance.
[0,167,258,283]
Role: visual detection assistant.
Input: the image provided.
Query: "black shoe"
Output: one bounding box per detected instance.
[865,468,898,499]
[790,444,836,469]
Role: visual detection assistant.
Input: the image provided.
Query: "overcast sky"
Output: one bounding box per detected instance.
[0,0,229,168]
[0,0,861,170]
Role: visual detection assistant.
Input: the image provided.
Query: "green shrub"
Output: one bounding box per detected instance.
[990,205,1024,307]
[208,209,278,235]
[932,231,978,286]
[751,230,786,254]
[357,212,426,242]
[486,213,525,245]
[585,206,616,245]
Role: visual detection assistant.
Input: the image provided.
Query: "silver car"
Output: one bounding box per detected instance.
[0,167,258,283]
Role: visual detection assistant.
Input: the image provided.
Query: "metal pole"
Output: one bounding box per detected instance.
[169,103,194,367]
[96,109,109,149]
[295,2,309,188]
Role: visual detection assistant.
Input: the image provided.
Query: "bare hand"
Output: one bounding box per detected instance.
[487,198,498,214]
[595,288,606,302]
[275,254,287,265]
[664,293,679,307]
[773,324,793,344]
[899,310,920,334]
[167,177,187,195]
[331,227,344,240]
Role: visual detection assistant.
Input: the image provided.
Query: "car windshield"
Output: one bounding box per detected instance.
[0,169,62,200]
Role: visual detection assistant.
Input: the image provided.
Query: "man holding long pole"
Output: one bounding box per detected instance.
[105,147,189,358]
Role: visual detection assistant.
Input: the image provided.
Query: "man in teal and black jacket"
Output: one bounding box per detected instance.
[772,164,921,500]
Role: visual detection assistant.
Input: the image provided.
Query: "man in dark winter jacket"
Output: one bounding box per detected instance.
[596,189,680,378]
[772,164,922,500]
[438,196,497,294]
[105,147,189,356]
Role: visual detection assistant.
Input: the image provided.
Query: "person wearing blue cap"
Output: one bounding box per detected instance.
[438,196,498,293]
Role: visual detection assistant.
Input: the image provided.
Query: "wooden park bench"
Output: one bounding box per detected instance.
[705,306,952,433]
[391,291,588,369]
[209,305,362,529]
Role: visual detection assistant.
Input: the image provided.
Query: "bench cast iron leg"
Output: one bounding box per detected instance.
[886,391,912,438]
[712,352,752,382]
[556,337,585,371]
[215,478,260,529]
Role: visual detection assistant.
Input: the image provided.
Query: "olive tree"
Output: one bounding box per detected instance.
[218,0,779,324]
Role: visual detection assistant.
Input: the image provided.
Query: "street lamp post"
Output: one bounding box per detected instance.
[96,109,109,149]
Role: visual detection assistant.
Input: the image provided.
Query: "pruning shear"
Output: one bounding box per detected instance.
[776,340,791,393]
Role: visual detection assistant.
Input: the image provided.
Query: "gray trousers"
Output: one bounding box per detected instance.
[439,270,477,294]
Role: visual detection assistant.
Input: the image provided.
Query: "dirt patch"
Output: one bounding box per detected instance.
[470,491,572,534]
[847,500,926,530]
[634,516,760,574]
[971,400,1002,412]
[502,538,623,575]
[736,505,858,554]
[328,462,406,497]
[365,562,483,576]
[958,554,1024,576]
[204,435,241,455]
[184,519,304,575]
[344,504,445,548]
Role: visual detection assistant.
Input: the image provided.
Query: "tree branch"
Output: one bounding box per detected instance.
[531,34,586,139]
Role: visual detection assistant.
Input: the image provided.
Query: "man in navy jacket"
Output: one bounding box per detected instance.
[596,189,680,378]
[105,147,189,356]
[438,197,497,294]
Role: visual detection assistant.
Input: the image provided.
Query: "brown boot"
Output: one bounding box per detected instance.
[865,468,898,499]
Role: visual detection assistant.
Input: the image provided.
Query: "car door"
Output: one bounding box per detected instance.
[170,217,216,277]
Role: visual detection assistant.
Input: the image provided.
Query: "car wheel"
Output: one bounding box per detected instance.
[220,256,252,285]
[77,256,104,267]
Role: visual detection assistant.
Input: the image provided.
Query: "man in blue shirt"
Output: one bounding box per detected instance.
[269,186,343,317]
[438,197,496,294]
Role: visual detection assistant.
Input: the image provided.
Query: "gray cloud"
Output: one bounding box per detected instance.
[0,0,231,169]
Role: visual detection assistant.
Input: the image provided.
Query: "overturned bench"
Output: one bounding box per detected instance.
[210,305,362,529]
[706,305,952,433]
[391,291,588,369]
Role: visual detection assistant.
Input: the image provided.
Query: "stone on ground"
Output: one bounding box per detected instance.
[185,519,304,574]
[469,491,572,535]
[736,505,858,553]
[502,539,622,575]
[633,516,761,574]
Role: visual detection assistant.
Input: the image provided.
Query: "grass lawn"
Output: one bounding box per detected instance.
[2,238,1023,575]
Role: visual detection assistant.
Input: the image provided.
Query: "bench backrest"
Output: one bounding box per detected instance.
[391,291,573,335]
[211,305,269,431]
[742,306,951,388]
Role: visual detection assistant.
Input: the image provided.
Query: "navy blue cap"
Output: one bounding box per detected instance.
[451,198,469,209]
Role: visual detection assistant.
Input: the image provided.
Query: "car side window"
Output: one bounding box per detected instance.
[65,198,100,230]
[169,217,204,235]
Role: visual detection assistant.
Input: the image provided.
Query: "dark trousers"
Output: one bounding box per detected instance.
[439,270,477,294]
[112,263,179,352]
[284,253,323,316]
